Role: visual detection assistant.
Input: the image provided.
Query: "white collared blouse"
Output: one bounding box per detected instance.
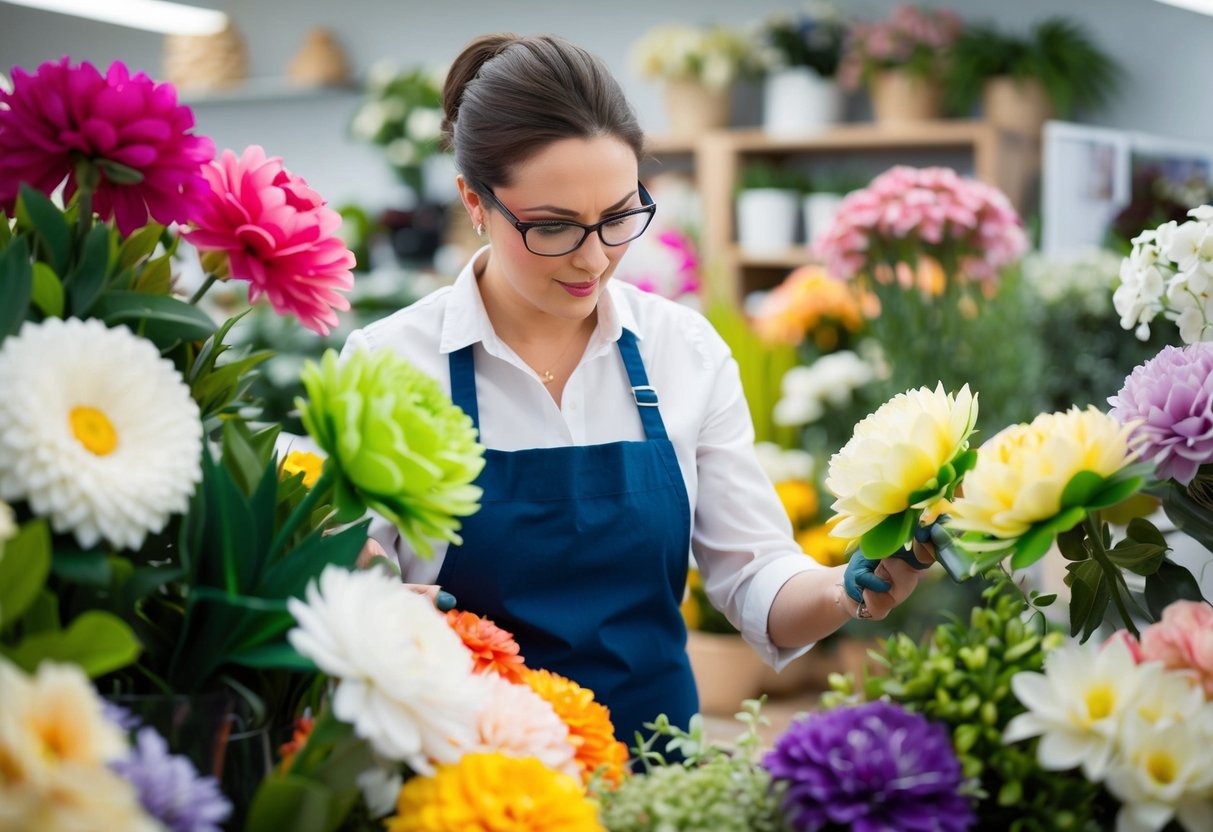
[342,247,821,669]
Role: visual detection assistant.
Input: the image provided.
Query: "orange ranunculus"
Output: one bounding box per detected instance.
[521,668,629,787]
[751,265,866,347]
[444,610,527,684]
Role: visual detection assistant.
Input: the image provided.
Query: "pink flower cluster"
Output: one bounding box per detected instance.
[0,58,215,235]
[1116,601,1213,697]
[837,4,963,90]
[185,146,355,335]
[814,165,1028,284]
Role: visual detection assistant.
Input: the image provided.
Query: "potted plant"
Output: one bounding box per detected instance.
[756,2,849,137]
[630,23,760,135]
[735,163,808,255]
[837,4,964,125]
[945,17,1122,135]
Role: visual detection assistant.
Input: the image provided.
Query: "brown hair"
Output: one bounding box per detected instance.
[441,34,645,193]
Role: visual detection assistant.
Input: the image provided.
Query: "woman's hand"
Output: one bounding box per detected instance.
[356,538,457,611]
[840,541,935,621]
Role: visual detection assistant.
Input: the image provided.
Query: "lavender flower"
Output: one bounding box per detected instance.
[111,727,232,832]
[1108,342,1213,485]
[763,701,974,832]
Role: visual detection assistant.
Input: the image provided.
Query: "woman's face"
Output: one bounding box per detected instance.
[476,135,642,324]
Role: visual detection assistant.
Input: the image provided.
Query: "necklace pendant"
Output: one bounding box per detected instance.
[541,370,555,385]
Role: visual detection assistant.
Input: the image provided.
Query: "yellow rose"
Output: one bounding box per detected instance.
[949,406,1138,542]
[825,383,978,551]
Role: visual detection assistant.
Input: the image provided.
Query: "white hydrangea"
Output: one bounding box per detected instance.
[1116,208,1213,344]
[753,442,815,484]
[1021,248,1124,316]
[773,350,878,426]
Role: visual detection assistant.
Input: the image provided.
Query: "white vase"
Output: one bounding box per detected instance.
[762,67,843,138]
[802,192,845,245]
[737,189,800,255]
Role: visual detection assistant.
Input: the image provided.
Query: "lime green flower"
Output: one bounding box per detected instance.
[825,383,978,558]
[948,406,1146,569]
[297,349,485,557]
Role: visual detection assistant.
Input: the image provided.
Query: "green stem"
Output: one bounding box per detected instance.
[73,158,99,244]
[189,273,219,305]
[267,465,337,562]
[1084,513,1140,638]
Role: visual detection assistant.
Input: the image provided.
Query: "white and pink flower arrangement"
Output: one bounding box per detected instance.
[836,4,964,91]
[612,226,701,304]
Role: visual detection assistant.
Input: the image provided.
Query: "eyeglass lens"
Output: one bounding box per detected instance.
[526,211,651,256]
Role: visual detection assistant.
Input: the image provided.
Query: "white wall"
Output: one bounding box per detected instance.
[2,0,1209,210]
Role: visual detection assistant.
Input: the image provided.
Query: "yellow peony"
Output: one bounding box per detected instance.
[522,668,629,787]
[825,383,978,557]
[386,752,604,832]
[948,407,1140,565]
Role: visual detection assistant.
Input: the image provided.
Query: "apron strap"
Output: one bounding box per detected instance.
[448,345,480,432]
[617,328,669,442]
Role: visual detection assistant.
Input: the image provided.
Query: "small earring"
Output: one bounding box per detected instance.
[475,223,485,237]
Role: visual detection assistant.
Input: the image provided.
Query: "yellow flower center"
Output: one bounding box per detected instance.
[69,406,118,456]
[1146,752,1177,785]
[1085,684,1115,721]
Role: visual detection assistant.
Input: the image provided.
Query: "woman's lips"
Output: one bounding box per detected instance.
[557,279,598,298]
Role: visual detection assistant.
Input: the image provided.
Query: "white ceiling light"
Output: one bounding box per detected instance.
[1153,0,1213,15]
[0,0,228,35]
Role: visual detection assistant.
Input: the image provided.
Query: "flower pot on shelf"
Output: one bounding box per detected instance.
[685,630,766,715]
[737,188,800,255]
[663,79,731,135]
[802,192,845,246]
[762,67,843,138]
[982,76,1054,136]
[868,69,943,125]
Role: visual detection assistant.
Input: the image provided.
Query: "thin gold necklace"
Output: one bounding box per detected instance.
[539,322,590,385]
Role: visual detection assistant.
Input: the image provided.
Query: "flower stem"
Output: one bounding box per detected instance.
[73,158,99,244]
[1084,513,1139,638]
[268,464,336,562]
[189,273,218,305]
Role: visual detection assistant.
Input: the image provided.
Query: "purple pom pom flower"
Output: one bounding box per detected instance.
[763,701,974,832]
[1108,343,1213,486]
[111,727,232,832]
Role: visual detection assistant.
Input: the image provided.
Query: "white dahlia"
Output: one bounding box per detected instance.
[287,566,485,774]
[464,673,579,778]
[0,318,202,550]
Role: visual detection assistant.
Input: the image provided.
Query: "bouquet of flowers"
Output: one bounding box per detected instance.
[348,62,446,199]
[629,23,761,91]
[836,3,964,91]
[755,2,849,78]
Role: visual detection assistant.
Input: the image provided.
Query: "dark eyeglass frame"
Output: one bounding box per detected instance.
[475,181,657,257]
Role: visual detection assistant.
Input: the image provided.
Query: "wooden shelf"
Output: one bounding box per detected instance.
[732,246,817,269]
[645,134,699,155]
[180,78,360,105]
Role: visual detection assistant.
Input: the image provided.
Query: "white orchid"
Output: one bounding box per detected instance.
[1118,208,1213,343]
[1104,714,1213,832]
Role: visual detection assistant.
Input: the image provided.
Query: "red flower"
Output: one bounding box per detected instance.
[0,58,214,235]
[445,609,527,683]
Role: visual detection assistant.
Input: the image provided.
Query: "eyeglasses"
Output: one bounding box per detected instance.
[476,181,657,257]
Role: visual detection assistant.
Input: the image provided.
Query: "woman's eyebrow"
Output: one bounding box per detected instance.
[520,190,637,218]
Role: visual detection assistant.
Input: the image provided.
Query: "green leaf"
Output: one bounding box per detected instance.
[1056,526,1089,562]
[229,642,316,672]
[258,523,365,600]
[1066,560,1108,641]
[118,222,165,270]
[66,223,113,315]
[1144,559,1204,620]
[245,775,347,832]
[0,236,33,343]
[1159,482,1213,556]
[1031,593,1057,608]
[117,565,185,611]
[1059,470,1104,509]
[95,158,145,185]
[1087,475,1145,510]
[859,510,918,560]
[6,610,140,677]
[1126,517,1168,549]
[131,253,172,295]
[92,290,217,347]
[51,550,113,587]
[1107,540,1167,576]
[16,185,70,274]
[0,211,11,246]
[0,520,51,629]
[30,261,64,317]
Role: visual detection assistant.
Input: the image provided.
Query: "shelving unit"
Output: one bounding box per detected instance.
[179,78,360,106]
[645,119,1041,304]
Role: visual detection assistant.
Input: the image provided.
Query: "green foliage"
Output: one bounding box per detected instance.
[945,18,1122,116]
[761,10,847,77]
[824,575,1112,831]
[594,701,790,832]
[737,163,810,194]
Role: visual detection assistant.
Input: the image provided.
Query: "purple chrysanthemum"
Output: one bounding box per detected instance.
[1108,343,1213,486]
[111,727,232,832]
[763,701,974,832]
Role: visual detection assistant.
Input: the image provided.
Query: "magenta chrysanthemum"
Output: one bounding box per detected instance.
[1108,343,1213,485]
[185,146,355,335]
[0,57,215,235]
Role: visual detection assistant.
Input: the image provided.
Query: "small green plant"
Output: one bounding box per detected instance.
[738,163,809,193]
[823,573,1114,831]
[593,700,789,832]
[945,18,1122,117]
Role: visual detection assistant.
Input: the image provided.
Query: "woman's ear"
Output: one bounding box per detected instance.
[456,175,486,232]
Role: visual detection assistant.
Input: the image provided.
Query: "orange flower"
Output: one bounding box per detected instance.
[445,610,527,684]
[277,714,315,771]
[751,265,867,346]
[797,517,850,567]
[521,668,629,787]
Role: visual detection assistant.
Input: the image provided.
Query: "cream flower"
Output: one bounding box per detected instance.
[1004,639,1149,780]
[1104,715,1213,832]
[0,318,202,551]
[825,383,977,551]
[0,761,159,832]
[0,659,129,788]
[948,407,1139,555]
[287,566,484,774]
[0,500,14,560]
[463,673,579,779]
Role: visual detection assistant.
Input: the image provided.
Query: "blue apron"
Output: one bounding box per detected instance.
[437,328,698,749]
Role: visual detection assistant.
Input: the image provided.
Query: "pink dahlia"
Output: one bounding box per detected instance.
[1139,600,1213,697]
[0,58,214,235]
[185,146,355,335]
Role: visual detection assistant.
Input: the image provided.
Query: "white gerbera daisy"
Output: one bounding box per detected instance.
[287,566,485,774]
[0,318,203,551]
